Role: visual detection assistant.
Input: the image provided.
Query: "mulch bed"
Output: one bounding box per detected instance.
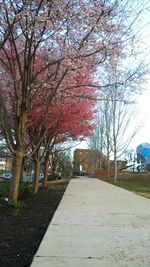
[0,180,68,267]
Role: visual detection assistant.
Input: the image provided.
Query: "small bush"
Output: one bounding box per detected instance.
[0,181,11,198]
[0,181,29,199]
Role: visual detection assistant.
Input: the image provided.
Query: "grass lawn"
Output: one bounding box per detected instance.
[101,172,150,199]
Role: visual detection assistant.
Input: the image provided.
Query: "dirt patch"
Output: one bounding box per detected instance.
[0,180,68,267]
[137,192,150,199]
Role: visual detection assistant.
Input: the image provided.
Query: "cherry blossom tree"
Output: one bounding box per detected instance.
[0,0,149,204]
[27,72,97,193]
[0,0,123,204]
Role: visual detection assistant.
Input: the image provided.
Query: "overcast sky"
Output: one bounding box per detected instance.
[130,86,150,149]
[74,86,150,153]
[74,4,150,154]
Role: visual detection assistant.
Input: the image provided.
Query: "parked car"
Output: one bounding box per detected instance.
[23,173,44,183]
[23,175,33,183]
[48,172,61,181]
[1,171,12,180]
[39,173,44,181]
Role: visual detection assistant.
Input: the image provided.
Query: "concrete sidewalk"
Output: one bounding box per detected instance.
[30,177,150,267]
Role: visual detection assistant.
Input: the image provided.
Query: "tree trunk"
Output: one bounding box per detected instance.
[33,158,40,194]
[8,150,24,205]
[20,156,25,183]
[107,157,110,178]
[99,155,102,170]
[42,156,49,188]
[114,157,117,182]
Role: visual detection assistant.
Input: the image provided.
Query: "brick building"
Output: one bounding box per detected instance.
[73,148,126,177]
[0,156,13,172]
[73,149,107,176]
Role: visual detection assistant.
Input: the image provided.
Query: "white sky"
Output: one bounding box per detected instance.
[129,86,150,149]
[74,86,150,153]
[74,3,150,154]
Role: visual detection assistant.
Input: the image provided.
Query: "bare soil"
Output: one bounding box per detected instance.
[0,180,68,267]
[137,192,150,199]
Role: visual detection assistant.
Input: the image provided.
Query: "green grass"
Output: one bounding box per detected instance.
[103,172,150,195]
[0,181,29,198]
[0,182,11,198]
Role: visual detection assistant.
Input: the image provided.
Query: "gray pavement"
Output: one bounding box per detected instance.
[30,177,150,267]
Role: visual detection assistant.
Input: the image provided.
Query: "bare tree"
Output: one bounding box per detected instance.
[108,86,140,181]
[92,82,140,181]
